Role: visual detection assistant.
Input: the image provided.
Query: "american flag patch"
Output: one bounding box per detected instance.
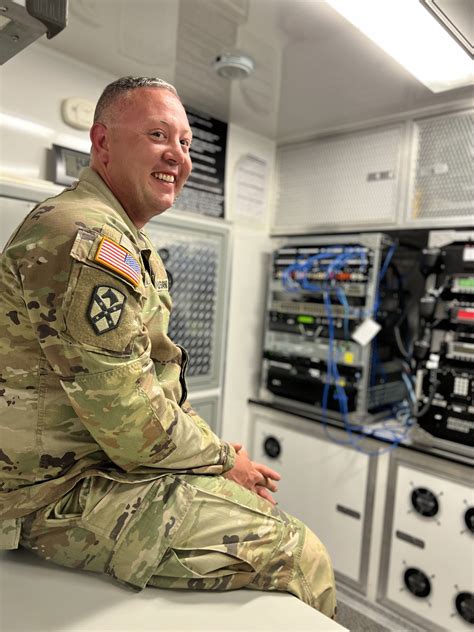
[94,236,141,287]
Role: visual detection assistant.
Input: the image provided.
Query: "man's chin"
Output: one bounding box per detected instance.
[151,201,174,217]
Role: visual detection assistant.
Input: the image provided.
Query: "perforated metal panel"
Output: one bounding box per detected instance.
[146,215,229,390]
[407,109,474,222]
[273,124,404,232]
[166,236,216,376]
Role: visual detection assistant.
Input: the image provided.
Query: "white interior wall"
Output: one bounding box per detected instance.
[0,44,115,181]
[220,123,276,445]
[219,227,273,445]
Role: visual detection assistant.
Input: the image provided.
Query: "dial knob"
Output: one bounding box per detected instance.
[455,592,474,624]
[263,436,281,459]
[404,568,431,598]
[411,488,439,517]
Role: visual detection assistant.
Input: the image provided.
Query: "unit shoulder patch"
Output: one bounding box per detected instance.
[88,285,127,335]
[94,236,141,287]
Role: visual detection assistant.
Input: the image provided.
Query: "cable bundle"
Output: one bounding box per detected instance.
[280,244,413,456]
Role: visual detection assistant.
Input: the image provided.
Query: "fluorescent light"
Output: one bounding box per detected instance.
[0,113,53,137]
[327,0,474,92]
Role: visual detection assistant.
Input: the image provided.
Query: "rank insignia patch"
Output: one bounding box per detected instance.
[94,236,141,287]
[88,286,127,335]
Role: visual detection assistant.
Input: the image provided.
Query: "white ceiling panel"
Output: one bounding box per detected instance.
[39,0,473,141]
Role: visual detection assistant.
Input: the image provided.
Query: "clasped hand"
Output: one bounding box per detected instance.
[223,443,281,505]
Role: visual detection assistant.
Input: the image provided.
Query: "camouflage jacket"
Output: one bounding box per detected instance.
[0,167,235,544]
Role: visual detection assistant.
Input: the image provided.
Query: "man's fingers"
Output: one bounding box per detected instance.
[255,486,277,505]
[224,449,280,497]
[258,473,278,492]
[265,477,279,493]
[255,463,281,481]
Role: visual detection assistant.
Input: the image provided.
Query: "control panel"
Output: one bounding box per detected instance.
[414,231,474,448]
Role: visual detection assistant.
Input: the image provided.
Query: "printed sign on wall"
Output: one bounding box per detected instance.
[175,106,227,219]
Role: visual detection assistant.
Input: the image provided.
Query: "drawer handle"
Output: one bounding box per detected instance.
[336,504,361,520]
[395,530,425,549]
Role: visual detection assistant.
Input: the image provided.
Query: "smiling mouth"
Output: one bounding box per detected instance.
[152,172,176,183]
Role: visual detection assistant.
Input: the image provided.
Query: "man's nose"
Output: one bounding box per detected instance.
[164,139,185,164]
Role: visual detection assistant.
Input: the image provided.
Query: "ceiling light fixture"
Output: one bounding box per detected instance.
[213,52,255,80]
[0,113,53,137]
[327,0,474,93]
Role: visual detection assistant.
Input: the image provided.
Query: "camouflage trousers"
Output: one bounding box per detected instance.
[20,474,336,618]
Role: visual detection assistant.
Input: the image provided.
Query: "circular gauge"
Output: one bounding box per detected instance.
[411,487,439,517]
[464,507,474,533]
[158,248,170,263]
[404,568,431,598]
[455,592,474,624]
[263,436,281,459]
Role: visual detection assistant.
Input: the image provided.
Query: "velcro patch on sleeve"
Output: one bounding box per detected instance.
[88,285,127,335]
[94,236,141,287]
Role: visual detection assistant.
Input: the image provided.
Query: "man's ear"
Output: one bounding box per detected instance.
[90,122,109,164]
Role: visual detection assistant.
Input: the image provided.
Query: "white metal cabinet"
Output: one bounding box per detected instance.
[272,104,473,235]
[273,124,404,234]
[250,405,376,591]
[378,451,474,631]
[406,109,474,226]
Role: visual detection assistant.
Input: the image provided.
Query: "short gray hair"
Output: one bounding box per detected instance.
[93,76,179,123]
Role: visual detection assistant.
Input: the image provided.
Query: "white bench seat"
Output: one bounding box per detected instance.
[0,549,347,631]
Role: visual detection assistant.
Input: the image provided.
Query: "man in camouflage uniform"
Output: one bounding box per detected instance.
[0,77,336,617]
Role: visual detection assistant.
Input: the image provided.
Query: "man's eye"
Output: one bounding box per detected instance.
[151,131,165,139]
[180,139,191,148]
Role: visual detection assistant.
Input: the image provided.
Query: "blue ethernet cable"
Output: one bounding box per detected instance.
[318,249,410,455]
[279,243,411,456]
[335,286,350,340]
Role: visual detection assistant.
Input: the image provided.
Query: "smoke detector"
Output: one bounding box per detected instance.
[213,52,255,79]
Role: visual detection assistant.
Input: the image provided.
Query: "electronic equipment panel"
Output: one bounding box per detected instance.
[260,233,409,423]
[414,230,474,448]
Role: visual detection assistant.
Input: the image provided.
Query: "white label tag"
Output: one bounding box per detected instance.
[463,246,474,262]
[351,318,381,346]
[426,353,439,370]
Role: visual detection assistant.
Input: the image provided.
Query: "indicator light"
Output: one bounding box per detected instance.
[297,315,315,324]
[457,309,474,322]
